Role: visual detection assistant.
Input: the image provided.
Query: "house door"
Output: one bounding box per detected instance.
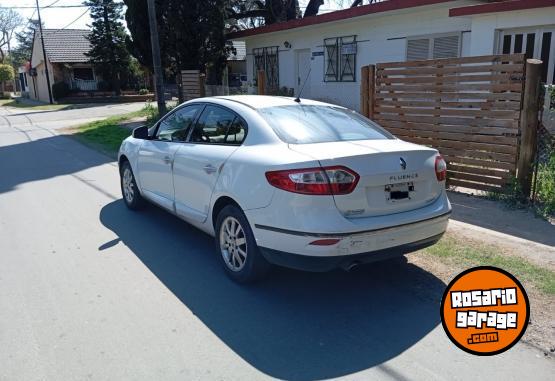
[295,49,311,98]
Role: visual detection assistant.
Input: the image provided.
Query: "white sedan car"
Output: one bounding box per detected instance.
[118,95,451,282]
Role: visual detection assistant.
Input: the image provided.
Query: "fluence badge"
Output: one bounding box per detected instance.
[440,266,529,356]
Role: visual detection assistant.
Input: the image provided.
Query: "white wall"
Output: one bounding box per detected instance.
[30,35,54,103]
[468,8,555,56]
[241,1,476,111]
[240,2,555,112]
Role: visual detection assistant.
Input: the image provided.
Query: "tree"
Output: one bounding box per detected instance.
[226,0,384,27]
[304,0,324,17]
[226,0,301,26]
[0,63,14,93]
[11,19,42,67]
[124,0,232,100]
[0,9,24,63]
[85,0,131,95]
[0,64,14,81]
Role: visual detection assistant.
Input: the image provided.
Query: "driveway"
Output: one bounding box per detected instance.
[0,105,553,380]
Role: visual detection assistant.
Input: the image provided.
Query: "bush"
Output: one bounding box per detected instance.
[0,64,14,82]
[487,176,528,210]
[97,80,112,92]
[536,151,555,217]
[142,102,175,127]
[138,88,149,95]
[52,81,70,100]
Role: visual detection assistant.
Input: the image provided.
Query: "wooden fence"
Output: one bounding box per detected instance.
[361,54,542,194]
[181,70,205,101]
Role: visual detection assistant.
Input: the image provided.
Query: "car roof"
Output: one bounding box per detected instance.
[210,95,341,110]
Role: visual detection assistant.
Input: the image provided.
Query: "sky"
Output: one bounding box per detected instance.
[1,0,93,31]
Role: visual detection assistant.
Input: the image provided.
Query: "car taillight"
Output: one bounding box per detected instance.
[435,155,447,182]
[265,166,359,195]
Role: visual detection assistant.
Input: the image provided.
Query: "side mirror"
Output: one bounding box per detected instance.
[132,125,150,140]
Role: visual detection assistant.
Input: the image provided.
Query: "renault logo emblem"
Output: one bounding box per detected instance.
[400,157,407,170]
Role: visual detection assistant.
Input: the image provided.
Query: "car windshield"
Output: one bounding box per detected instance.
[258,105,394,144]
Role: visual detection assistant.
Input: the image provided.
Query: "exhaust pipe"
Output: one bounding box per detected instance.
[344,261,361,272]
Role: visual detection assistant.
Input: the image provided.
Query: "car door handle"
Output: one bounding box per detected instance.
[163,156,172,164]
[203,164,217,174]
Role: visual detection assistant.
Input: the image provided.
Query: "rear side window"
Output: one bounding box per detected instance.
[225,118,247,145]
[258,105,393,144]
[190,105,247,145]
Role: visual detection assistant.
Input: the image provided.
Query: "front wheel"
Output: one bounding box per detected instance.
[215,205,270,283]
[120,161,144,210]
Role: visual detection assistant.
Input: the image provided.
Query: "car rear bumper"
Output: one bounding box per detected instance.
[253,211,450,271]
[259,232,444,272]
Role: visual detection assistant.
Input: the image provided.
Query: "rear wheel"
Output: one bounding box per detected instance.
[120,161,144,210]
[215,205,270,283]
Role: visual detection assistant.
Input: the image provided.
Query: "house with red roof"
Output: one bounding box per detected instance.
[229,0,555,111]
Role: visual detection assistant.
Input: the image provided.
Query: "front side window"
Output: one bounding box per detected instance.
[258,105,393,144]
[190,105,246,145]
[324,35,357,82]
[156,104,202,142]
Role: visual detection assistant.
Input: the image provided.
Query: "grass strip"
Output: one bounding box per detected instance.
[71,107,155,157]
[423,235,555,295]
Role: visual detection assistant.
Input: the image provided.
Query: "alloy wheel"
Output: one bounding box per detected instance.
[219,216,248,272]
[122,167,135,204]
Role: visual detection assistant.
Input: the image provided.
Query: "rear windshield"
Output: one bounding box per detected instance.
[258,105,394,144]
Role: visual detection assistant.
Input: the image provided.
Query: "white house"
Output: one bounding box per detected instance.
[29,29,97,103]
[229,0,555,111]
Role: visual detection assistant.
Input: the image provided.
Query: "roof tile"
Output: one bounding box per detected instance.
[38,29,91,63]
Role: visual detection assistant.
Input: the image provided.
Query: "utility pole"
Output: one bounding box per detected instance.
[147,0,166,115]
[35,0,53,104]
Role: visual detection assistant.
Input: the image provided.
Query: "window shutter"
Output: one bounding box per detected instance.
[407,38,430,61]
[433,35,460,59]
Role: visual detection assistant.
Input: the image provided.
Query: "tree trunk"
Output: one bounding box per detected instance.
[304,0,323,17]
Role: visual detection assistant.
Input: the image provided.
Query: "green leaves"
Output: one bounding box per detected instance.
[0,64,14,82]
[85,0,131,95]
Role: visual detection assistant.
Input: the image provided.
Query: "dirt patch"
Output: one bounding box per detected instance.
[408,232,555,355]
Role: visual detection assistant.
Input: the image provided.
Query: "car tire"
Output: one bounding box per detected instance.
[215,205,270,283]
[120,161,145,210]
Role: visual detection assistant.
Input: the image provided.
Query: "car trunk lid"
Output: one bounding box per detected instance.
[288,140,442,217]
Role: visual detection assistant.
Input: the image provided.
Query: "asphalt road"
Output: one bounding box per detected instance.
[0,104,553,380]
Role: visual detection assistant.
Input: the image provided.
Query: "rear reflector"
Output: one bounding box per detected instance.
[435,155,447,182]
[308,239,341,246]
[265,166,359,195]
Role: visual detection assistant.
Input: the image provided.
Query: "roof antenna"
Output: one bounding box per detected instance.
[294,66,311,103]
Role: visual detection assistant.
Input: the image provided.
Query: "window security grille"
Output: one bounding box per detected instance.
[253,46,279,90]
[324,35,357,82]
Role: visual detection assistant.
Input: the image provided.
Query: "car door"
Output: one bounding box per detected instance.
[137,104,203,211]
[172,104,247,223]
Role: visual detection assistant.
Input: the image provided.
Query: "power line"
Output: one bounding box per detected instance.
[1,5,88,9]
[45,7,89,32]
[44,0,64,8]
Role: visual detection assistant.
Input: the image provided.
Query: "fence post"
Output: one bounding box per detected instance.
[360,65,369,117]
[517,59,543,197]
[368,64,375,119]
[199,74,206,98]
[257,70,266,95]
